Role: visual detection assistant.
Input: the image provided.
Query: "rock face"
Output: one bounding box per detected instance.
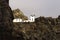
[13,15,60,40]
[13,9,28,20]
[0,0,14,40]
[0,0,60,40]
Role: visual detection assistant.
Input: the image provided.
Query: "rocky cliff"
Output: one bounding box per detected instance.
[13,14,60,40]
[13,9,28,20]
[0,1,60,40]
[0,0,14,40]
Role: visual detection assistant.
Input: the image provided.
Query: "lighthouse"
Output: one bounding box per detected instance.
[30,15,35,22]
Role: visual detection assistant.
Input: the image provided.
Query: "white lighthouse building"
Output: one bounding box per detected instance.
[29,15,35,22]
[13,14,35,22]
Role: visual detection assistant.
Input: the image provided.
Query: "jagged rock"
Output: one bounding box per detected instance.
[0,0,14,40]
[13,16,60,40]
[13,9,28,20]
[1,0,60,40]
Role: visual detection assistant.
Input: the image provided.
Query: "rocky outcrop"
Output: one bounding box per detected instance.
[0,0,14,40]
[13,9,28,20]
[0,0,60,40]
[13,15,60,40]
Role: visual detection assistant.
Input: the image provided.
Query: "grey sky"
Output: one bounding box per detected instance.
[9,0,60,18]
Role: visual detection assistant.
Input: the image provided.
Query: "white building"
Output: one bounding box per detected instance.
[13,14,35,22]
[13,18,22,22]
[29,15,35,22]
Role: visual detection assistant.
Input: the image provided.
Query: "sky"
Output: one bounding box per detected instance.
[9,0,60,18]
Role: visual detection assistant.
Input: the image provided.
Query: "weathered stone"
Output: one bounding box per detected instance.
[0,0,14,40]
[13,15,60,40]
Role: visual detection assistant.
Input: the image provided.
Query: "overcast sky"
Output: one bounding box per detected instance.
[9,0,60,18]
